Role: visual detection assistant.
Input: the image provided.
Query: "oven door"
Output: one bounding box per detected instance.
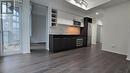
[76,38,83,47]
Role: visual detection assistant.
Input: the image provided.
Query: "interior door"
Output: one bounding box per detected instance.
[1,1,22,55]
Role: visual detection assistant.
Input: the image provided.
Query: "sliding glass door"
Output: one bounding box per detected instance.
[1,1,22,55]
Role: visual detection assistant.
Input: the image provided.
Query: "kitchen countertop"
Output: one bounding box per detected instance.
[49,34,86,38]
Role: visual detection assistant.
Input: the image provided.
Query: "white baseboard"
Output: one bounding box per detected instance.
[102,49,130,61]
[101,49,127,56]
[23,51,30,54]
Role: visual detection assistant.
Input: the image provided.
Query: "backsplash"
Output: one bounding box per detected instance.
[49,24,80,35]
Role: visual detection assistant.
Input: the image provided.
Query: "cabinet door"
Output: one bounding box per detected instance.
[57,18,73,25]
[65,38,76,50]
[53,37,77,52]
[71,38,76,49]
[61,38,69,50]
[53,38,62,52]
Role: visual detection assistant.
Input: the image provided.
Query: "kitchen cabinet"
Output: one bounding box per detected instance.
[57,18,73,26]
[57,10,84,27]
[49,35,85,53]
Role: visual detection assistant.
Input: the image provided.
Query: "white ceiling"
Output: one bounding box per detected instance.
[85,0,129,13]
[31,0,129,14]
[85,0,111,10]
[66,0,111,10]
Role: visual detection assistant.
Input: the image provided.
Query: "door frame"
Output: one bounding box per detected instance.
[0,1,3,56]
[30,1,49,51]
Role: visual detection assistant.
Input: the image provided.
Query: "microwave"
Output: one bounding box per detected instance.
[73,21,81,26]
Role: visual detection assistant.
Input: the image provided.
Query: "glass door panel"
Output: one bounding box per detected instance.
[1,1,22,55]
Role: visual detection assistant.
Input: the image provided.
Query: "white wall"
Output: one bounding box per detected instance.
[22,0,31,53]
[31,0,49,6]
[50,25,80,35]
[87,1,130,57]
[96,25,102,43]
[91,18,97,44]
[31,14,46,43]
[127,2,130,59]
[49,0,87,16]
[0,1,3,56]
[32,4,48,16]
[128,37,130,60]
[31,0,87,16]
[101,1,130,55]
[87,1,130,56]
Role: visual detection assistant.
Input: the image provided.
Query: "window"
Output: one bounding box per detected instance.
[1,1,14,14]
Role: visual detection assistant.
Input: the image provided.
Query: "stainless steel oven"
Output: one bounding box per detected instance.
[76,38,83,47]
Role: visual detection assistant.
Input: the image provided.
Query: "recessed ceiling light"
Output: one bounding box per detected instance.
[96,12,99,15]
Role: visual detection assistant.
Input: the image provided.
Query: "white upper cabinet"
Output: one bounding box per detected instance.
[57,18,73,25]
[57,10,84,27]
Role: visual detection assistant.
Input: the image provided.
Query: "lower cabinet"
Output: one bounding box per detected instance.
[53,38,62,52]
[52,38,76,52]
[49,35,86,53]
